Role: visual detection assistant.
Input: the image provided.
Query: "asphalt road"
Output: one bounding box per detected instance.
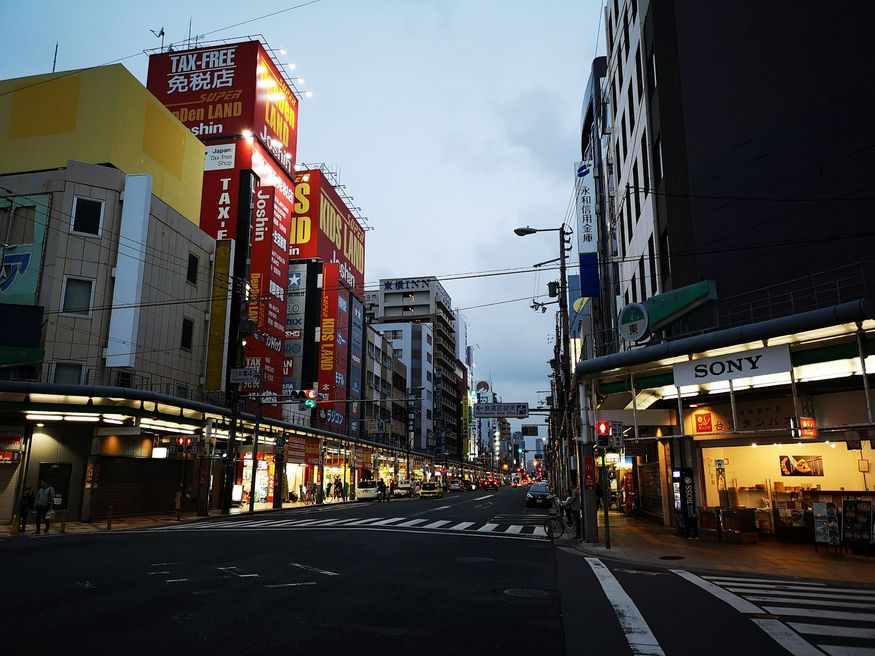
[3,487,873,655]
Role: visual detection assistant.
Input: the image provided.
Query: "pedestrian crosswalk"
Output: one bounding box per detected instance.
[146,513,549,540]
[700,574,875,656]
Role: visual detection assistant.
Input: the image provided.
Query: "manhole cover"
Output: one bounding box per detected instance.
[658,555,685,560]
[504,588,550,598]
[456,557,494,563]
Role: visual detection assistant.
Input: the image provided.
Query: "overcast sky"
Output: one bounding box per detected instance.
[3,0,603,439]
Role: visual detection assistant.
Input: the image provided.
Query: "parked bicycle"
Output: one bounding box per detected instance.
[548,497,575,539]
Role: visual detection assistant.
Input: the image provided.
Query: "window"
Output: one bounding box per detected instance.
[648,235,658,296]
[631,0,637,19]
[635,46,643,99]
[176,385,188,399]
[181,317,194,351]
[71,197,104,236]
[626,198,633,242]
[621,114,628,165]
[653,137,663,185]
[426,409,433,420]
[639,257,646,300]
[627,85,635,131]
[393,348,403,358]
[649,49,658,94]
[426,352,432,364]
[631,275,637,303]
[116,371,133,388]
[186,253,199,285]
[659,227,671,285]
[622,10,630,57]
[618,205,626,250]
[54,362,83,384]
[61,277,94,317]
[641,133,650,194]
[426,371,432,382]
[632,163,641,219]
[426,334,432,345]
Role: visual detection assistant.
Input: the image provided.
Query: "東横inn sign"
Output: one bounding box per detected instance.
[673,344,791,387]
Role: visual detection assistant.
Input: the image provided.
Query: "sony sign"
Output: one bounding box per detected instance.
[673,344,791,387]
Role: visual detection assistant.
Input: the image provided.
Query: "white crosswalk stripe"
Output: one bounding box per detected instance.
[701,574,875,655]
[144,515,550,540]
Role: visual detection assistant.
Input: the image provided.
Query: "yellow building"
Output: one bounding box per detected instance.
[0,64,204,224]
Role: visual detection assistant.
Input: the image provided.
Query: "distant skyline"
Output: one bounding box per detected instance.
[3,0,604,434]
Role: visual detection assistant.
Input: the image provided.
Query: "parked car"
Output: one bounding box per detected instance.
[394,480,414,497]
[355,480,380,501]
[525,482,553,508]
[448,479,462,492]
[420,481,443,499]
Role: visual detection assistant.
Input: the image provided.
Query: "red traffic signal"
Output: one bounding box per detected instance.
[596,420,611,436]
[304,389,317,408]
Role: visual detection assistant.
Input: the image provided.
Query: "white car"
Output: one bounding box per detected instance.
[355,480,380,501]
[448,480,462,492]
[394,480,414,497]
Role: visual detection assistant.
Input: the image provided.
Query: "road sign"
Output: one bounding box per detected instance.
[473,403,529,419]
[230,367,257,384]
[611,421,624,449]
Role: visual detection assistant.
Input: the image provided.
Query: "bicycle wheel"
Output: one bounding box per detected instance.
[548,515,565,539]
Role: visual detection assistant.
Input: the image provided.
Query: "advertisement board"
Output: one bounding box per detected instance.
[199,144,242,240]
[673,344,791,387]
[315,263,346,432]
[348,295,364,437]
[283,262,308,398]
[146,41,299,175]
[241,185,290,418]
[574,160,599,297]
[290,169,366,298]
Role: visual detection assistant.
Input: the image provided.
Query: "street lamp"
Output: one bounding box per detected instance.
[515,225,572,492]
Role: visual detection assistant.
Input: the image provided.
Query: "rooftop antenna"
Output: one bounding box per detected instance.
[150,27,165,52]
[52,42,58,73]
[187,18,192,48]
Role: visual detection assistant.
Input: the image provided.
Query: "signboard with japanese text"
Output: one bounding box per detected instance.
[146,40,299,175]
[290,169,366,298]
[315,263,345,432]
[242,185,291,418]
[283,262,308,398]
[673,344,791,387]
[574,160,599,296]
[687,398,796,434]
[473,403,529,419]
[618,303,649,342]
[199,141,242,240]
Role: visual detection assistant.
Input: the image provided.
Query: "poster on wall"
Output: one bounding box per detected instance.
[841,499,872,544]
[813,502,840,546]
[779,454,824,476]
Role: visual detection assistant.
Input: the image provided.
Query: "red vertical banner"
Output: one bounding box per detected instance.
[243,185,291,418]
[316,263,344,431]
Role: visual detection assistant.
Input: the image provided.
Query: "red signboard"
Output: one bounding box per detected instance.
[200,149,242,239]
[798,417,818,438]
[146,40,299,175]
[290,170,366,298]
[242,185,291,418]
[583,456,595,488]
[694,413,713,433]
[315,263,345,432]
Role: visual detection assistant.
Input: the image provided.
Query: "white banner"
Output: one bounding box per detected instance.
[673,344,791,387]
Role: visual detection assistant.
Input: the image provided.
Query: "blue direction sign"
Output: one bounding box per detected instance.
[275,436,286,447]
[472,403,529,419]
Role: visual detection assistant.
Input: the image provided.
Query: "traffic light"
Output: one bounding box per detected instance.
[304,389,317,409]
[595,420,611,447]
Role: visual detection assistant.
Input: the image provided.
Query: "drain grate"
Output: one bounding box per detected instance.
[504,588,550,598]
[658,555,685,560]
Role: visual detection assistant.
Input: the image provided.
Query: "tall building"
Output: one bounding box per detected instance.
[373,277,460,458]
[592,0,875,346]
[363,326,407,449]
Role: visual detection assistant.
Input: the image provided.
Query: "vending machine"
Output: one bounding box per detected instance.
[673,467,699,538]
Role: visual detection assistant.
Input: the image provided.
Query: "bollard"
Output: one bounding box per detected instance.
[106,505,113,531]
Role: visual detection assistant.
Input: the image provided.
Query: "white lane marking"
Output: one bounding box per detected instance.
[749,619,824,656]
[151,562,181,566]
[704,576,827,587]
[147,571,170,575]
[820,645,875,656]
[721,582,875,596]
[476,523,499,532]
[343,518,383,525]
[421,520,452,529]
[290,518,349,527]
[586,558,665,655]
[445,522,475,531]
[216,566,239,571]
[370,517,407,526]
[532,526,548,537]
[762,606,875,622]
[726,588,875,603]
[396,519,428,528]
[744,596,875,610]
[264,582,317,589]
[165,579,188,583]
[290,563,339,576]
[671,570,762,614]
[474,495,494,501]
[432,505,452,511]
[505,525,523,534]
[236,574,260,578]
[788,623,875,640]
[348,526,547,541]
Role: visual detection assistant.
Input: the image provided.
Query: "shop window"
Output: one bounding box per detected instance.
[61,277,94,317]
[180,317,194,351]
[71,196,104,236]
[54,362,83,384]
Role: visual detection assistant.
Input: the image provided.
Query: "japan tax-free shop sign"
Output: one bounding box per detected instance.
[673,344,791,387]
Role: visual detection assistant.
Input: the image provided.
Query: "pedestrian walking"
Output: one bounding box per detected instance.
[377,478,386,502]
[325,481,333,502]
[334,478,342,501]
[389,479,396,499]
[18,485,34,533]
[34,479,55,534]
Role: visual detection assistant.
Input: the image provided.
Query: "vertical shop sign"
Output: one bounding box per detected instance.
[315,263,343,431]
[574,160,599,297]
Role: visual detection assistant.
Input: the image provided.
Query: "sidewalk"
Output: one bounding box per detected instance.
[558,511,875,584]
[0,498,355,538]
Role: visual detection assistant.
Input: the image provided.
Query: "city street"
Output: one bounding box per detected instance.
[3,487,874,655]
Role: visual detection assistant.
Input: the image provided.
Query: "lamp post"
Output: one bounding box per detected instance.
[514,225,572,492]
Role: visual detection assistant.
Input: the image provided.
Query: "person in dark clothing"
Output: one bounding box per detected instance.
[377,478,387,502]
[34,479,55,534]
[334,478,343,501]
[18,485,34,532]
